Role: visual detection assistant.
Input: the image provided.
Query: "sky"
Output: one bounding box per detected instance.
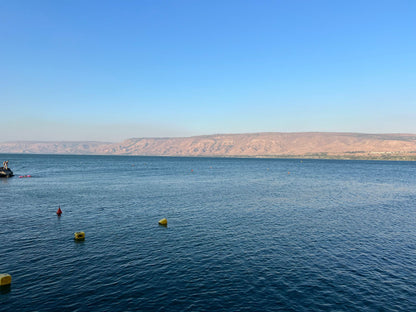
[1,0,415,142]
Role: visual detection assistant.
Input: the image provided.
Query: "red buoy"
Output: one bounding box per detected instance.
[56,207,62,216]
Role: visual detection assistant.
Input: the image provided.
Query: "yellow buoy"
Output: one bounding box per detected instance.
[0,274,11,286]
[74,232,85,240]
[158,218,167,226]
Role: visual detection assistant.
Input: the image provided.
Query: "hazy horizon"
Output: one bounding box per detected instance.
[1,130,416,146]
[1,1,415,142]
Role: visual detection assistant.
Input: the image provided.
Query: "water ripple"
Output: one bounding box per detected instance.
[1,156,416,311]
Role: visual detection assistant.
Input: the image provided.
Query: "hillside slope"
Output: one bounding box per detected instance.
[1,133,416,160]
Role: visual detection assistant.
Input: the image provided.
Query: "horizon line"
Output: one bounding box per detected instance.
[2,131,416,144]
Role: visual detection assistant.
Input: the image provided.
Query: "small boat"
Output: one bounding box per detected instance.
[0,167,13,178]
[0,160,13,178]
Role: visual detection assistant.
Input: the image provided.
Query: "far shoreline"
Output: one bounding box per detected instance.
[1,152,416,162]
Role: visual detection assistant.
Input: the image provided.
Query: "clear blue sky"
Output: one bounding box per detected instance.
[1,0,415,142]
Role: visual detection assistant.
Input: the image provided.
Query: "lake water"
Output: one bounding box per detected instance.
[1,154,415,311]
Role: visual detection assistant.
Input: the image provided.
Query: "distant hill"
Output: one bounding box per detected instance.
[1,132,416,160]
[0,141,111,155]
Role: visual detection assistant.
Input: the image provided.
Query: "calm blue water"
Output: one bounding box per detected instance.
[1,154,415,311]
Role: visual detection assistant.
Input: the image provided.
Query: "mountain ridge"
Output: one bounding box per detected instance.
[1,132,416,160]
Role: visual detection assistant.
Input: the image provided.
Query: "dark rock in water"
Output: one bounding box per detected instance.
[0,167,13,178]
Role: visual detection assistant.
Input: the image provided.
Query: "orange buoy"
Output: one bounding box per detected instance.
[56,207,62,216]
